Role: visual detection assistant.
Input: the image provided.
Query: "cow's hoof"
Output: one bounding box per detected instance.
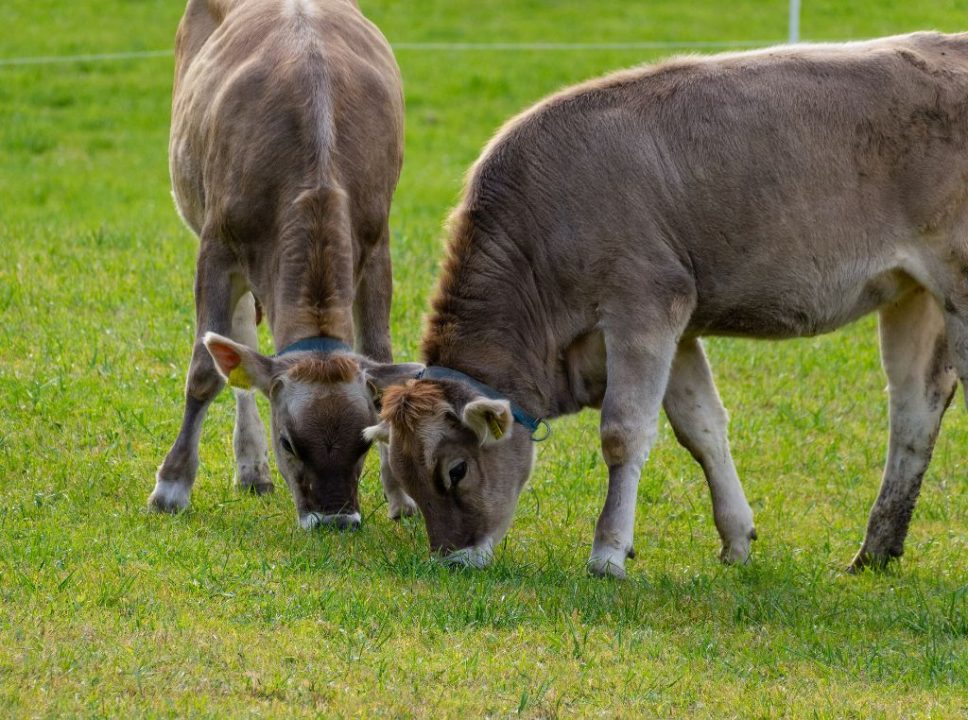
[587,547,631,579]
[235,463,273,495]
[388,494,418,521]
[147,479,191,513]
[847,546,898,574]
[720,527,757,565]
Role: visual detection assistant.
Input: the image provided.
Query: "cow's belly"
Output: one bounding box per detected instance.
[168,116,206,236]
[689,266,920,339]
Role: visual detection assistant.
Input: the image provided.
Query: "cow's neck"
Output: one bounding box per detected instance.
[269,301,354,352]
[263,231,356,352]
[427,333,550,419]
[422,226,562,421]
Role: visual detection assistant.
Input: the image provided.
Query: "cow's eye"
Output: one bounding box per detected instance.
[448,461,468,486]
[280,436,295,455]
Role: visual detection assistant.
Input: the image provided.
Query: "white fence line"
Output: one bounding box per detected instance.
[0,49,173,67]
[789,0,802,43]
[0,40,787,68]
[391,40,776,50]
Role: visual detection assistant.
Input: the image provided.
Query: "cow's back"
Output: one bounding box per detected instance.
[169,0,403,246]
[451,32,968,340]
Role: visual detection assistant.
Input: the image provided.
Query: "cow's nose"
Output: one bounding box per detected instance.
[299,511,362,531]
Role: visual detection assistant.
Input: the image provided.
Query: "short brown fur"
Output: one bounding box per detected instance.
[388,32,968,574]
[150,0,416,526]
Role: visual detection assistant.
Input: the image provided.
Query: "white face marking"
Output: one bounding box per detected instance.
[280,378,372,421]
[281,379,320,419]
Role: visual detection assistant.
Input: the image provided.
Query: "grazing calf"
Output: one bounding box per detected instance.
[367,32,968,576]
[148,0,420,529]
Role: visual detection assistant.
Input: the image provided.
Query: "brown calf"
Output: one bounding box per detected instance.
[148,0,419,528]
[369,32,968,576]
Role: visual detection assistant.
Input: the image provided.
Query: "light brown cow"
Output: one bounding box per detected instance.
[148,0,420,529]
[367,32,968,577]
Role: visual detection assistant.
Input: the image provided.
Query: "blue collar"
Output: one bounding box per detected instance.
[277,335,353,356]
[417,366,550,442]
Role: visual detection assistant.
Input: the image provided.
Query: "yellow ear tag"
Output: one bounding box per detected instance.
[487,416,505,440]
[228,365,253,389]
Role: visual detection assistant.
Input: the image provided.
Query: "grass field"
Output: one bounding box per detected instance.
[2,1,967,717]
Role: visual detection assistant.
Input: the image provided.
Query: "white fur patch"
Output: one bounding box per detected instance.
[147,479,191,510]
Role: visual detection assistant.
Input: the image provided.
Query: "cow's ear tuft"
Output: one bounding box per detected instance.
[363,421,390,444]
[361,362,425,405]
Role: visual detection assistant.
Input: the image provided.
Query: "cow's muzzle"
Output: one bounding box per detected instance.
[299,511,362,531]
[436,539,494,569]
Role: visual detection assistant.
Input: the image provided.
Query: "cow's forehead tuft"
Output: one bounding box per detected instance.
[287,354,360,385]
[380,380,451,432]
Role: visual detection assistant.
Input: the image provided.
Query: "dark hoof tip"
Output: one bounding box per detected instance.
[147,500,186,514]
[847,550,898,574]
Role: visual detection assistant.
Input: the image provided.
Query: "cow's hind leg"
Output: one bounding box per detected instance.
[664,338,757,564]
[849,288,956,571]
[354,227,417,520]
[148,240,238,512]
[230,291,272,494]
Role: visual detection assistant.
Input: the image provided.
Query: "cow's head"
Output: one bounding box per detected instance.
[364,378,535,567]
[203,332,421,530]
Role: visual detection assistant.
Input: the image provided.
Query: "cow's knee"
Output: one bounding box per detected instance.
[600,421,653,468]
[186,341,224,402]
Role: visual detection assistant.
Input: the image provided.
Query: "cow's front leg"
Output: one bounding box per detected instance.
[588,326,682,579]
[664,338,756,564]
[354,230,416,520]
[230,291,272,495]
[149,240,238,512]
[850,289,956,571]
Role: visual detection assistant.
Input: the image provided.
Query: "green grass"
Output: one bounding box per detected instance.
[1,1,967,716]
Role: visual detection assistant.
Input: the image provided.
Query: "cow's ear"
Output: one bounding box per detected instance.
[361,361,424,404]
[462,398,513,446]
[203,332,277,393]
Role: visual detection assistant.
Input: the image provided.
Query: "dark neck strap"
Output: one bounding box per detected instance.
[277,335,352,356]
[418,366,549,441]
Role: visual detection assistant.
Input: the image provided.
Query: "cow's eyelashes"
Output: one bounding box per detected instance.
[448,461,468,486]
